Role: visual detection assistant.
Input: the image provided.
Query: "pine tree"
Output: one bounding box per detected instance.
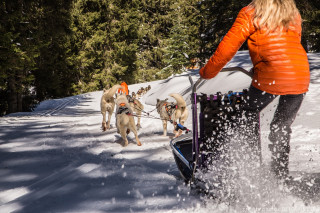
[1,0,319,116]
[133,0,175,82]
[296,0,320,52]
[71,0,135,91]
[197,0,250,65]
[0,1,39,114]
[162,1,190,76]
[107,0,141,85]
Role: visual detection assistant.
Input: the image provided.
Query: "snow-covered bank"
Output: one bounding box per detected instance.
[0,51,319,213]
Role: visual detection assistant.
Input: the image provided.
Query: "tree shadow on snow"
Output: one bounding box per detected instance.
[0,119,199,213]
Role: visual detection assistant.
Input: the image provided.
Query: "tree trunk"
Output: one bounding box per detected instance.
[7,75,18,113]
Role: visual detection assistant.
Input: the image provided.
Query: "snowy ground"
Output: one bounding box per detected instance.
[0,51,319,213]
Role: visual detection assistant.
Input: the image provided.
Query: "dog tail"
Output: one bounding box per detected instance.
[107,84,124,97]
[169,93,186,108]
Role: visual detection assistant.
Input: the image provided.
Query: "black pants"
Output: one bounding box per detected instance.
[241,85,305,178]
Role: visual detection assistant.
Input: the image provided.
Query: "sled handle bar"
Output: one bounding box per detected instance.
[189,67,253,93]
[221,67,253,78]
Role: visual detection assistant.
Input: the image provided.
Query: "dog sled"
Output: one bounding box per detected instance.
[170,67,257,191]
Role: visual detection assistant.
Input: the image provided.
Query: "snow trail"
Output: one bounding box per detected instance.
[1,51,320,212]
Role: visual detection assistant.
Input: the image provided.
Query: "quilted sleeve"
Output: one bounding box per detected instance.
[200,7,253,79]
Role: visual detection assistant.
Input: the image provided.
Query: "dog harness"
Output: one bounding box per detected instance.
[117,103,131,115]
[163,103,177,123]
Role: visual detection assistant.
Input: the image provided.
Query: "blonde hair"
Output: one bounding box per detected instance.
[250,0,300,33]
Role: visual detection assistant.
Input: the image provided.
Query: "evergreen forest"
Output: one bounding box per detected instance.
[1,0,319,115]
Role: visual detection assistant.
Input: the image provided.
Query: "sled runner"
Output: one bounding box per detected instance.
[170,67,256,185]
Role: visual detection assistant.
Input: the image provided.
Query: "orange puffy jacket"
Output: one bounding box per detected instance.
[118,82,129,95]
[199,6,310,95]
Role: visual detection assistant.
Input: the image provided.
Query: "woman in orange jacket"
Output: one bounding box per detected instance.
[199,0,310,180]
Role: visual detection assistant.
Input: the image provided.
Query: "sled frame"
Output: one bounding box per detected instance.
[189,67,258,174]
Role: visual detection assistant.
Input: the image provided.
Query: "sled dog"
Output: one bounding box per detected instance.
[115,94,142,146]
[100,84,123,131]
[127,95,144,130]
[156,93,189,137]
[136,87,146,99]
[131,92,136,99]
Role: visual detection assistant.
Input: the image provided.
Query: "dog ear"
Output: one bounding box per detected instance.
[157,99,160,103]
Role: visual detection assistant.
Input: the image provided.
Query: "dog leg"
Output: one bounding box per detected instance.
[101,111,107,131]
[136,110,142,130]
[172,120,178,135]
[136,123,142,130]
[180,109,188,126]
[102,122,107,131]
[131,104,141,130]
[106,112,112,130]
[120,128,129,147]
[175,129,183,138]
[132,128,142,146]
[162,120,167,136]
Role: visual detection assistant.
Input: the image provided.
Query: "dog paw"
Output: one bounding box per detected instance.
[174,130,183,138]
[174,133,181,138]
[102,122,107,131]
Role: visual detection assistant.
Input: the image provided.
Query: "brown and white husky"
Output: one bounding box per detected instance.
[156,93,189,137]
